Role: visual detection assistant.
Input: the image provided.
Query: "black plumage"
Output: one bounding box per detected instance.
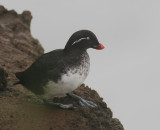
[15,30,104,98]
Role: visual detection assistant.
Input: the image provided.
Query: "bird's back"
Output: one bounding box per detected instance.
[15,49,90,95]
[15,49,65,94]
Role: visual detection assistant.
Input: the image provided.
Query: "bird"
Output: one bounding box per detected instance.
[14,30,104,109]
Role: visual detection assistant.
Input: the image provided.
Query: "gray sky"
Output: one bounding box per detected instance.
[1,0,160,129]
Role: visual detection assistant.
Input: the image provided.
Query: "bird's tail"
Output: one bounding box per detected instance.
[13,81,22,85]
[15,72,23,79]
[13,72,23,85]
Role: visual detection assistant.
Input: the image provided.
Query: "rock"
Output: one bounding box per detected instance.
[0,5,44,87]
[0,5,124,130]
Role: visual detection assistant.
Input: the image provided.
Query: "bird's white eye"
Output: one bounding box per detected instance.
[87,37,90,40]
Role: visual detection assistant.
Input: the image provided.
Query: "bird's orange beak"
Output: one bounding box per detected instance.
[96,43,105,50]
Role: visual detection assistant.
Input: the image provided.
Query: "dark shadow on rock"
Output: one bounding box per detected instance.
[0,67,8,91]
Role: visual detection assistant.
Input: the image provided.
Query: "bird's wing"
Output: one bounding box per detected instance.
[20,49,65,93]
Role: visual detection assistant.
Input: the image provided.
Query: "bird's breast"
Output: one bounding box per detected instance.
[42,53,90,99]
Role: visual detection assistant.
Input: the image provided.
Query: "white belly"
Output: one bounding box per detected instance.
[42,65,89,99]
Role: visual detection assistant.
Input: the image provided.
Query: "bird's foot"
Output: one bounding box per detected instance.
[67,93,98,108]
[59,104,75,109]
[43,99,75,109]
[79,98,97,108]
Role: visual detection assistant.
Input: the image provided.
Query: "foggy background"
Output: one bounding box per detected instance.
[1,0,160,130]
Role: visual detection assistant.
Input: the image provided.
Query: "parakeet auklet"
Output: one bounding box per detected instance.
[14,30,104,109]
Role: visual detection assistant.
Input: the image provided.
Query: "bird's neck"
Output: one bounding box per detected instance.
[64,49,86,57]
[64,44,87,54]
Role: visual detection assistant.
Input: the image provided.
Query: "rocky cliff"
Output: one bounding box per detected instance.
[0,5,124,130]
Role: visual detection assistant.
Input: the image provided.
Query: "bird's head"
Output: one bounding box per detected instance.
[64,30,104,52]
